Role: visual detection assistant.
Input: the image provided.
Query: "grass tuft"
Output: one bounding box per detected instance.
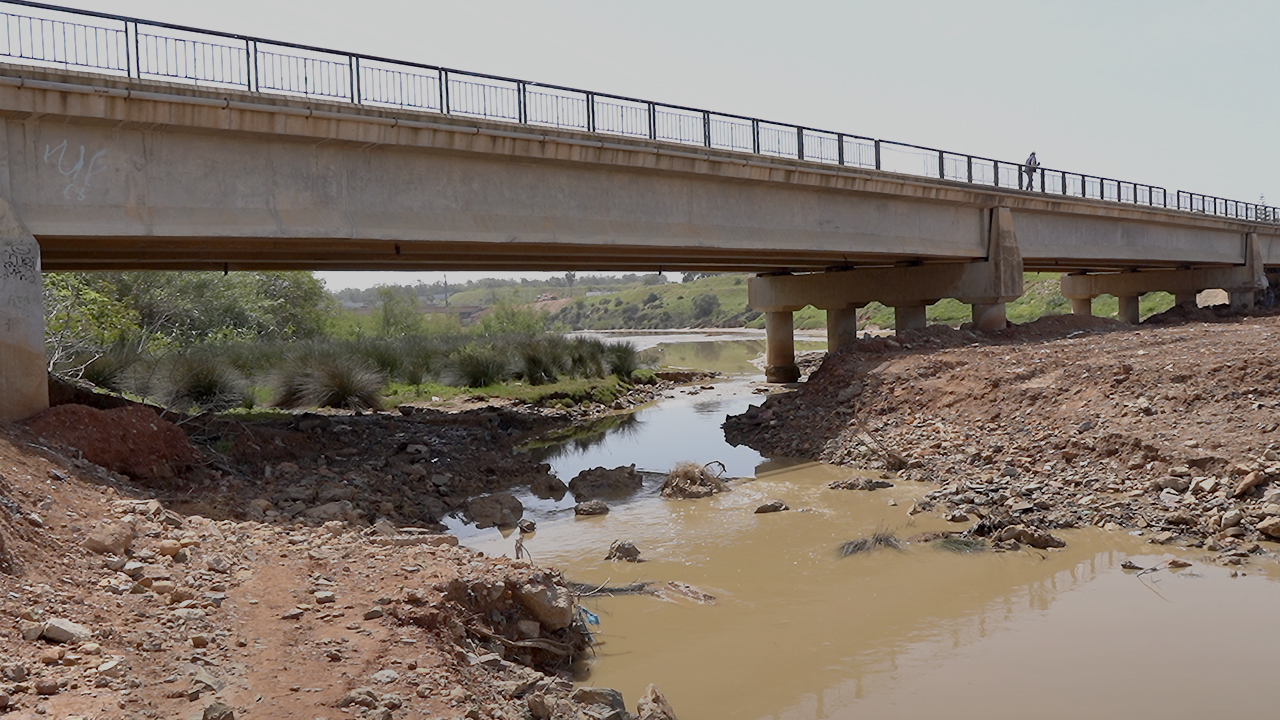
[838,531,905,557]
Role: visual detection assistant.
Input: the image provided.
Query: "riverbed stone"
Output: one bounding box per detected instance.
[84,521,133,556]
[514,580,573,630]
[41,618,92,644]
[467,493,523,529]
[574,500,609,516]
[1257,517,1280,538]
[636,683,678,720]
[569,465,643,500]
[754,500,789,513]
[605,540,642,562]
[572,687,626,713]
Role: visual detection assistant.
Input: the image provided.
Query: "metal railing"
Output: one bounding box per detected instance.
[0,0,1275,226]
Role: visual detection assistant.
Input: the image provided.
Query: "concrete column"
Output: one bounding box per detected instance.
[825,305,862,353]
[1071,297,1093,315]
[893,305,927,334]
[1174,292,1198,308]
[764,311,800,383]
[970,302,1007,333]
[1117,295,1141,324]
[0,194,48,421]
[1230,290,1256,312]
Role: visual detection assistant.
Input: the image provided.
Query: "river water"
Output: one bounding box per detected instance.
[467,331,1280,719]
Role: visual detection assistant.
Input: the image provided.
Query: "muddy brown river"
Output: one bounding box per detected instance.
[469,334,1280,719]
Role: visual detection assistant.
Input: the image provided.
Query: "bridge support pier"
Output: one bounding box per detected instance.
[826,305,864,353]
[764,311,801,383]
[893,304,928,333]
[1060,233,1266,325]
[0,194,48,422]
[1071,297,1092,315]
[750,206,1023,381]
[1174,292,1198,308]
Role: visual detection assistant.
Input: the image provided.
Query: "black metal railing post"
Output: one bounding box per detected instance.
[349,55,359,104]
[874,140,881,170]
[837,133,844,166]
[517,81,526,124]
[586,91,595,132]
[797,127,804,161]
[966,156,973,183]
[702,111,711,148]
[937,150,944,179]
[751,119,759,154]
[440,69,449,113]
[647,102,656,140]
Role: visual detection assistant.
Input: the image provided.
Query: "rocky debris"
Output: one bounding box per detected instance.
[572,687,628,718]
[725,313,1280,554]
[661,461,729,499]
[466,493,524,529]
[203,701,235,720]
[605,540,643,562]
[41,618,93,644]
[828,477,894,491]
[530,475,569,500]
[83,520,135,556]
[569,465,644,500]
[755,500,789,514]
[514,578,575,631]
[993,525,1067,549]
[575,500,610,516]
[637,683,679,720]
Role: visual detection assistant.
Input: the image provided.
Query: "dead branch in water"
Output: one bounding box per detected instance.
[838,530,905,557]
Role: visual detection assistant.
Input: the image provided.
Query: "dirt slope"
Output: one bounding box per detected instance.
[726,308,1280,558]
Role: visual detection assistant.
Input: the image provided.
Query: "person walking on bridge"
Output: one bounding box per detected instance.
[1023,152,1040,191]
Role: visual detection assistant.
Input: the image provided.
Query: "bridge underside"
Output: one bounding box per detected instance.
[2,67,1279,418]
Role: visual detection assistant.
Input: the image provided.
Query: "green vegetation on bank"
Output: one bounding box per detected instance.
[45,268,1180,413]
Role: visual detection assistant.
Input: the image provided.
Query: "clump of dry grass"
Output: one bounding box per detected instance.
[838,530,905,557]
[661,461,729,499]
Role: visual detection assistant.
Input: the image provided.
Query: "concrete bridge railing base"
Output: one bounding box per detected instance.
[0,193,47,422]
[750,206,1024,382]
[1061,233,1267,324]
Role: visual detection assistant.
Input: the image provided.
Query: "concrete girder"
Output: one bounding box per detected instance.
[1060,233,1267,323]
[0,191,47,421]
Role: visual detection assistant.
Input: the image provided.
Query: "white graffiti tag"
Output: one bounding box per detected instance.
[43,140,108,201]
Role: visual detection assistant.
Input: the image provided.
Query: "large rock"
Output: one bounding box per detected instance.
[1234,471,1266,497]
[515,579,574,630]
[637,684,679,720]
[530,475,568,500]
[41,618,92,644]
[467,493,524,529]
[569,465,643,501]
[605,540,642,562]
[83,521,134,556]
[303,500,354,521]
[572,687,627,713]
[995,524,1066,549]
[1258,517,1280,538]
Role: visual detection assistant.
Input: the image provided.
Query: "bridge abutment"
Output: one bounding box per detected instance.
[751,206,1023,381]
[1060,233,1266,323]
[0,194,47,422]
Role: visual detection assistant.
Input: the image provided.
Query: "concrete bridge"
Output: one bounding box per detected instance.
[1,3,1278,420]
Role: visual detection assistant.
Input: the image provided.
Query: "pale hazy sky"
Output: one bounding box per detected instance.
[43,1,1280,290]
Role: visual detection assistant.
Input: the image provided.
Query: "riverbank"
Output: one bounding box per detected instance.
[725,306,1280,562]
[0,363,721,718]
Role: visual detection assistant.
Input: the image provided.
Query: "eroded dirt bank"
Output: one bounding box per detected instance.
[0,379,695,718]
[725,308,1280,560]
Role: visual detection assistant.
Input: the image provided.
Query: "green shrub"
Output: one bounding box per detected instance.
[567,336,608,378]
[451,343,508,387]
[516,336,567,385]
[274,354,384,410]
[162,351,246,412]
[606,341,641,379]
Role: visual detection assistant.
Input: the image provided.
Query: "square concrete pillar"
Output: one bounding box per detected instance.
[825,305,862,353]
[1174,292,1198,308]
[0,202,48,422]
[1071,297,1093,316]
[764,310,800,383]
[893,305,927,334]
[1117,295,1140,324]
[970,303,1007,333]
[1230,290,1256,312]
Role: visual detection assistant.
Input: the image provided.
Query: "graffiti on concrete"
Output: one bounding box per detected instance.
[42,139,108,201]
